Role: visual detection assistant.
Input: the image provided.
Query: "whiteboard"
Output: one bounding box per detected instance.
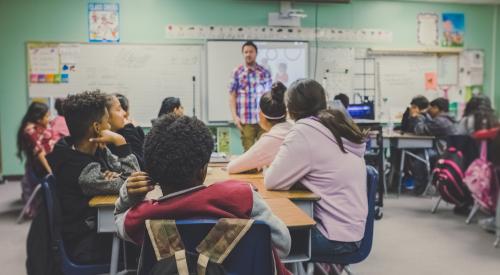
[207,41,308,122]
[28,43,203,126]
[376,55,439,120]
[313,48,355,102]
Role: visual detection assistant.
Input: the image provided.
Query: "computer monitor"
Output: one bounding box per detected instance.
[347,102,375,120]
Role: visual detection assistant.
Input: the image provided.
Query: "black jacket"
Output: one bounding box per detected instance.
[46,137,139,253]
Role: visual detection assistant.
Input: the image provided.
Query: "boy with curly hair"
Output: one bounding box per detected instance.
[47,90,140,264]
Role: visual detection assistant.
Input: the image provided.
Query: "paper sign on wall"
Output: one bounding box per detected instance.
[425,72,437,90]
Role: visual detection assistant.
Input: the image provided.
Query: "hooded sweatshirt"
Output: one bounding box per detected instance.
[227,121,292,174]
[412,112,457,137]
[46,137,139,249]
[265,117,368,242]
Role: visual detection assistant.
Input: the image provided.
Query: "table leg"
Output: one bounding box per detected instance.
[110,234,120,275]
[398,150,406,197]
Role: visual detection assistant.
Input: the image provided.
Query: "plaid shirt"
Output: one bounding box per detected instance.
[229,64,272,124]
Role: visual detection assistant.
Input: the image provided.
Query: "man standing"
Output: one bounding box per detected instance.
[229,41,272,151]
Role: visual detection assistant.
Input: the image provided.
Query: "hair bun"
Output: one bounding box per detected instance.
[271,81,286,102]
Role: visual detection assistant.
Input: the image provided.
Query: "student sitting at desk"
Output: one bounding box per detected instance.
[114,114,291,274]
[411,97,457,137]
[264,79,368,261]
[399,95,429,133]
[47,91,140,264]
[106,94,145,169]
[227,81,292,174]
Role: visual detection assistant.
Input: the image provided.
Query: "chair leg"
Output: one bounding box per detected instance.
[494,236,500,248]
[431,196,442,214]
[344,265,354,275]
[465,203,480,224]
[17,184,42,224]
[306,262,315,275]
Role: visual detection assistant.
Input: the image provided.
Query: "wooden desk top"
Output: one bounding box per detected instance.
[89,168,320,207]
[88,193,315,228]
[89,167,319,228]
[205,168,320,201]
[265,198,315,228]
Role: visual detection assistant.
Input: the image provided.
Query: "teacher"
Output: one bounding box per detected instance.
[229,41,272,151]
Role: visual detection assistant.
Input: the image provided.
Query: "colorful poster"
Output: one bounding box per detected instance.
[88,3,120,43]
[441,13,464,47]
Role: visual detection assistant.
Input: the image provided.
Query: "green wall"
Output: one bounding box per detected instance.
[0,0,498,175]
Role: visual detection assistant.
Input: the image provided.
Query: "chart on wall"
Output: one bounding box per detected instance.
[207,41,308,122]
[27,42,202,126]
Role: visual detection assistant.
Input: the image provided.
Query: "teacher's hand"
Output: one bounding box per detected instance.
[233,116,243,131]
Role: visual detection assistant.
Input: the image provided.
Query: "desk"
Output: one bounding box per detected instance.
[369,132,435,196]
[89,168,317,273]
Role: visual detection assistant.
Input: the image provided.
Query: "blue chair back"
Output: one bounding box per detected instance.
[332,165,378,265]
[41,175,110,275]
[138,219,274,275]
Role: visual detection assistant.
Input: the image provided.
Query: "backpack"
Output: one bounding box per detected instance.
[432,147,472,206]
[139,218,261,275]
[463,141,499,214]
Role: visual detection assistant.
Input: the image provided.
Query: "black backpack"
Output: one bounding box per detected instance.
[138,219,257,275]
[432,147,473,206]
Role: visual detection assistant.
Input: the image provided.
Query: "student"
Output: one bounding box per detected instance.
[264,79,368,261]
[17,102,55,216]
[333,93,350,110]
[50,98,69,140]
[412,97,457,137]
[157,96,184,117]
[400,95,429,133]
[457,94,498,135]
[114,114,291,274]
[47,90,139,264]
[107,94,145,169]
[227,82,292,174]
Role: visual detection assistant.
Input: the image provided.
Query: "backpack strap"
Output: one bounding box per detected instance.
[145,219,189,275]
[480,140,488,161]
[195,218,254,275]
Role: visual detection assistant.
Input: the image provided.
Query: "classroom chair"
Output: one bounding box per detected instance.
[17,168,43,223]
[306,165,378,275]
[138,219,274,275]
[41,175,111,275]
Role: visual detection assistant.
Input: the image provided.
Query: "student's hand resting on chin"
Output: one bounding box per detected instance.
[126,171,154,195]
[89,129,126,146]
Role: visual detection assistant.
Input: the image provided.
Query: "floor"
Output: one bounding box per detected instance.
[1,180,499,275]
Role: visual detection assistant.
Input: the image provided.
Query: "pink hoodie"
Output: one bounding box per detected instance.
[265,117,367,242]
[228,122,292,174]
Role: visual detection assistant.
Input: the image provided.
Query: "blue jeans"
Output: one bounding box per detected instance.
[310,227,360,263]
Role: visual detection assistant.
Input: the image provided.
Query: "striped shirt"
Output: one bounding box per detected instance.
[229,64,272,124]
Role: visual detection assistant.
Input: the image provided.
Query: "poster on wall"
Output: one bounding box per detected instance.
[88,3,120,43]
[417,13,439,46]
[441,13,464,47]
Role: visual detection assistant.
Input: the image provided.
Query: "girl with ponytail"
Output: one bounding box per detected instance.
[265,79,369,261]
[227,81,293,174]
